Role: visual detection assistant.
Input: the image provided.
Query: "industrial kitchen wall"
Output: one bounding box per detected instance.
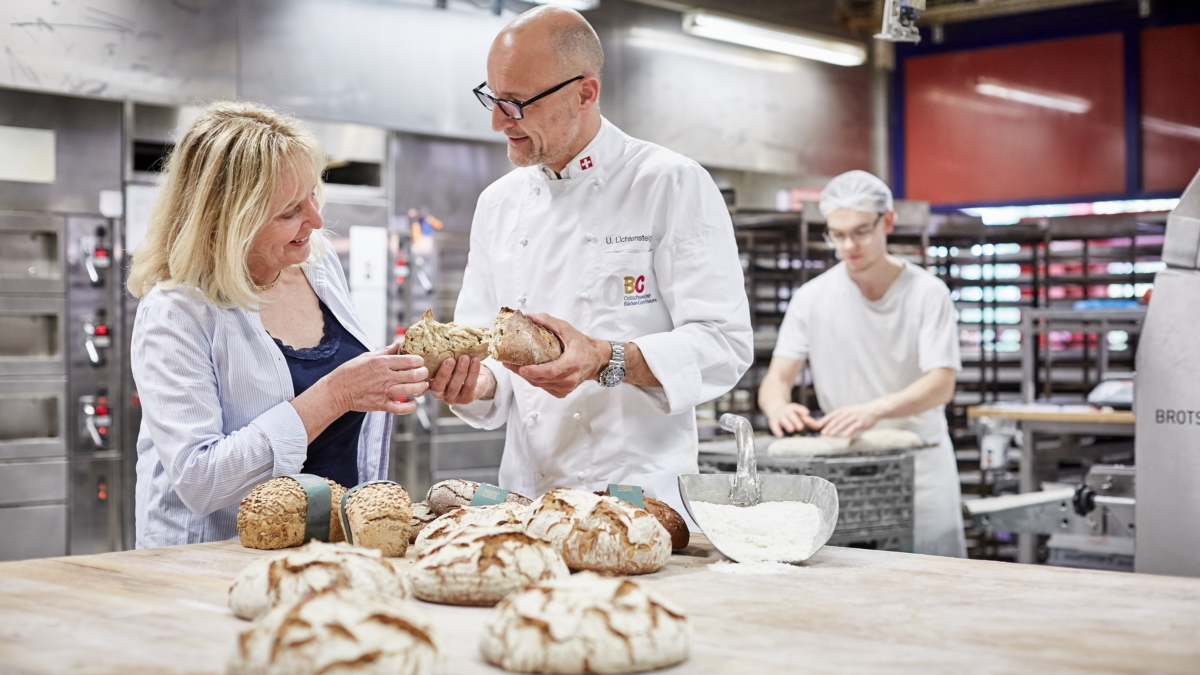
[0,0,871,179]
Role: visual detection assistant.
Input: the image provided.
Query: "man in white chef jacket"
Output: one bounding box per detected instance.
[429,6,753,519]
[758,170,966,557]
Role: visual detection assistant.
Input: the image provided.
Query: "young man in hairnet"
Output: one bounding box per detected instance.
[426,6,753,521]
[758,170,965,557]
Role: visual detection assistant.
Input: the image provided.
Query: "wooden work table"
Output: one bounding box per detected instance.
[3,537,1199,674]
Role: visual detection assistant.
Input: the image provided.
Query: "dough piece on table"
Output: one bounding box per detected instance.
[400,309,491,381]
[595,491,690,552]
[411,526,569,607]
[768,429,925,456]
[481,572,689,674]
[489,307,562,366]
[342,482,413,557]
[855,428,925,450]
[426,478,533,517]
[237,476,347,550]
[413,502,527,557]
[228,541,410,620]
[523,488,671,575]
[228,587,438,675]
[410,501,438,545]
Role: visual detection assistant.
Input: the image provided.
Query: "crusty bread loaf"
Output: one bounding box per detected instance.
[481,572,689,674]
[412,502,526,557]
[237,477,346,550]
[400,309,491,380]
[227,587,438,675]
[341,482,413,557]
[489,307,563,366]
[410,526,568,607]
[596,491,690,552]
[410,501,437,545]
[426,478,533,517]
[227,541,410,620]
[523,488,671,575]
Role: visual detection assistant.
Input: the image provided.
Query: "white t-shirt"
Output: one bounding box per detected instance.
[773,259,961,444]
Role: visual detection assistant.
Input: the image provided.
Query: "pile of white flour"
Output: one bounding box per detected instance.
[690,501,822,563]
[708,560,803,575]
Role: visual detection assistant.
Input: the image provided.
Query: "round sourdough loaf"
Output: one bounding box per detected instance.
[400,310,491,381]
[228,541,410,620]
[425,478,532,517]
[480,572,689,674]
[341,482,413,557]
[523,489,671,575]
[409,501,438,545]
[595,491,690,552]
[489,307,563,366]
[410,526,568,607]
[227,587,438,675]
[237,476,346,550]
[412,502,526,557]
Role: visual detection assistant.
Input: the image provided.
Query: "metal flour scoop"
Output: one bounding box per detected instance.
[678,414,840,563]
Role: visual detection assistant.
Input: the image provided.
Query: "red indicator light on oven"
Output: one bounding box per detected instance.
[98,426,108,436]
[95,324,109,336]
[96,404,109,415]
[95,248,109,258]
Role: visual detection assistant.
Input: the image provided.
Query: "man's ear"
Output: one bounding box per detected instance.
[883,210,897,235]
[579,76,601,110]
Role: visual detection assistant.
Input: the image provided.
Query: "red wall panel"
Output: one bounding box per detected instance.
[1141,23,1200,192]
[905,34,1126,205]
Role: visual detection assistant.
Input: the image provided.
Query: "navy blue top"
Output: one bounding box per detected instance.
[271,300,367,488]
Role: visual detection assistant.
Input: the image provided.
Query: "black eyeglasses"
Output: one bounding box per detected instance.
[823,213,885,248]
[473,76,585,120]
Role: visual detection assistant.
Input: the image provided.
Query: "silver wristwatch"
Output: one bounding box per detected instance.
[598,341,626,388]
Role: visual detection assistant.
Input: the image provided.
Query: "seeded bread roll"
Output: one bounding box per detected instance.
[413,502,526,557]
[410,502,438,545]
[400,310,491,381]
[342,482,413,557]
[237,477,347,550]
[426,478,533,517]
[489,307,563,366]
[481,572,689,674]
[523,488,671,575]
[410,526,569,606]
[227,587,438,675]
[228,541,410,620]
[596,491,690,552]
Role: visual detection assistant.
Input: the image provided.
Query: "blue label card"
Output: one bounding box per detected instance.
[608,483,645,509]
[470,482,510,506]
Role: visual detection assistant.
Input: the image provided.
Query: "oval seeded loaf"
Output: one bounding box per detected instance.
[489,307,563,366]
[237,476,347,550]
[410,526,568,607]
[480,572,689,674]
[596,491,690,552]
[227,541,411,620]
[341,482,413,557]
[426,478,533,517]
[227,587,438,675]
[410,501,438,545]
[400,309,491,380]
[412,502,527,557]
[523,488,671,575]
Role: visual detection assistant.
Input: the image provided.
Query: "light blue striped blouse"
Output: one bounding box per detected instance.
[131,248,391,548]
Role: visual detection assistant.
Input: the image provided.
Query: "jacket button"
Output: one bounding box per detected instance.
[518,295,527,305]
[576,471,586,481]
[535,187,541,195]
[535,472,544,481]
[572,412,582,421]
[530,412,539,421]
[580,292,590,301]
[520,238,528,246]
[585,233,596,242]
[594,179,605,188]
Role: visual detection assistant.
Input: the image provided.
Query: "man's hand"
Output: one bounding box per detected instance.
[506,313,609,398]
[811,400,885,438]
[429,355,496,405]
[766,402,820,437]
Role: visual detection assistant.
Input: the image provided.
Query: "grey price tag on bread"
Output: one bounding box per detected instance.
[338,480,400,546]
[286,474,332,543]
[470,483,511,506]
[608,484,645,509]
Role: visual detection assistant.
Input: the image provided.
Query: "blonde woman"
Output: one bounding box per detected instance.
[127,102,427,548]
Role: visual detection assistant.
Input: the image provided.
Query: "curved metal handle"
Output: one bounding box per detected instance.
[720,413,760,506]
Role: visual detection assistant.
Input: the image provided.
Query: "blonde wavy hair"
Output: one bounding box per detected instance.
[127,101,328,309]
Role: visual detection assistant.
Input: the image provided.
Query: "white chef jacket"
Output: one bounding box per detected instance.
[774,259,967,557]
[451,118,753,520]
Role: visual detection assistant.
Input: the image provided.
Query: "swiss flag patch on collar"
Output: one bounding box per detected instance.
[579,156,594,171]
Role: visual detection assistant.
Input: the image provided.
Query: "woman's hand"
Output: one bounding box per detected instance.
[327,344,429,416]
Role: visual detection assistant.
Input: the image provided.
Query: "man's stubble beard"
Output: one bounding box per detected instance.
[507,107,581,169]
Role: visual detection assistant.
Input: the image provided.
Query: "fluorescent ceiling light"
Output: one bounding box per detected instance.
[626,27,798,73]
[1143,116,1200,142]
[974,79,1091,114]
[962,199,1179,226]
[527,0,599,10]
[682,11,866,67]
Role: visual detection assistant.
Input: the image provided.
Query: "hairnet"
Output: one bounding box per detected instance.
[818,170,894,218]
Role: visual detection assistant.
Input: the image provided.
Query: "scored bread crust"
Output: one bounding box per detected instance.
[426,478,533,517]
[343,483,413,557]
[489,307,563,366]
[409,502,438,545]
[523,488,671,575]
[237,477,347,550]
[400,310,491,381]
[596,491,690,552]
[412,502,527,557]
[410,526,569,607]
